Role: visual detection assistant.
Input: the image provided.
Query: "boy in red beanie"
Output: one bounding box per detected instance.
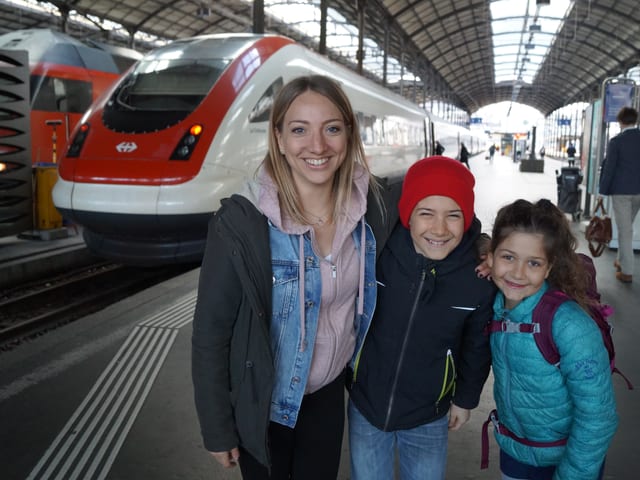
[349,156,495,480]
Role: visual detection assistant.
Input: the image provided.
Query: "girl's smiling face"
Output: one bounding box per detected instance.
[488,231,552,309]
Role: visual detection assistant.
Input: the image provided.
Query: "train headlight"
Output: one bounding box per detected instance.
[171,124,203,160]
[66,123,90,158]
[176,146,190,157]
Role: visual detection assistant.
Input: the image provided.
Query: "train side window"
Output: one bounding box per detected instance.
[384,119,398,145]
[30,75,92,113]
[249,78,284,123]
[59,78,93,113]
[375,118,386,145]
[374,118,384,146]
[30,75,57,111]
[357,112,375,146]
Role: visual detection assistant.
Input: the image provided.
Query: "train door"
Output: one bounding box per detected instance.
[425,117,433,156]
[428,119,436,155]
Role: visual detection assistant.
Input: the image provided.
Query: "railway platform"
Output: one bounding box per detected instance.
[0,226,98,291]
[0,152,638,479]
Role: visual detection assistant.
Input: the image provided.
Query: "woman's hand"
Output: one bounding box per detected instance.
[210,448,240,468]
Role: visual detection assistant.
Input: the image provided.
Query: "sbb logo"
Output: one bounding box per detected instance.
[116,142,138,153]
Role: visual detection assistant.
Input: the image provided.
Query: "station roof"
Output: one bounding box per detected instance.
[1,0,638,116]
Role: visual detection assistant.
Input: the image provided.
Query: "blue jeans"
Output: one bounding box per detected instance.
[500,450,605,480]
[348,400,448,480]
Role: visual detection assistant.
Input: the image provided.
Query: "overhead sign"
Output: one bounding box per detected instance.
[557,117,571,126]
[604,82,635,123]
[470,117,482,124]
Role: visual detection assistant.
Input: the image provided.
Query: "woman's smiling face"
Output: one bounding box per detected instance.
[276,90,347,192]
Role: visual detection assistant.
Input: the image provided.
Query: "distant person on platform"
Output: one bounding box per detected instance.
[489,144,496,162]
[459,142,470,169]
[435,140,445,156]
[599,106,640,284]
[539,146,545,160]
[566,143,577,166]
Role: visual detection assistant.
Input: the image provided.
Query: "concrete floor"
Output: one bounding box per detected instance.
[1,152,637,480]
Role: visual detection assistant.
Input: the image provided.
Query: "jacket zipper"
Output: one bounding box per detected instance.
[350,225,374,384]
[435,349,456,412]
[383,267,427,430]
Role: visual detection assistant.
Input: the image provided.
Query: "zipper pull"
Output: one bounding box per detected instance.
[331,264,337,278]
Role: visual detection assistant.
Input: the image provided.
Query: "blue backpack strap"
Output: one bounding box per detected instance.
[532,290,569,367]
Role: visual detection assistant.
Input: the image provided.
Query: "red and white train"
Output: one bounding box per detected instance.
[0,28,141,165]
[53,33,485,265]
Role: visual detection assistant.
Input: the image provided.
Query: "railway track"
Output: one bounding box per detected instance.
[0,261,196,350]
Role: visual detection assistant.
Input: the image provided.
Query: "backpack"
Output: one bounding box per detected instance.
[488,253,633,389]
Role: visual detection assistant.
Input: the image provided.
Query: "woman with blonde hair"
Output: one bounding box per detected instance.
[192,74,388,479]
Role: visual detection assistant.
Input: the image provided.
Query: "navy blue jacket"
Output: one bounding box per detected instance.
[350,216,495,431]
[599,127,640,195]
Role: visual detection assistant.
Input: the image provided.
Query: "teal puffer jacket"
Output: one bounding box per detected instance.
[490,282,618,480]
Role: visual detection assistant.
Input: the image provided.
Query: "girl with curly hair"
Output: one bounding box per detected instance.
[485,198,618,480]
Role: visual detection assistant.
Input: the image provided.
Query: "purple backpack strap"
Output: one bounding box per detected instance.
[481,291,579,470]
[481,409,567,469]
[485,290,567,366]
[531,290,569,366]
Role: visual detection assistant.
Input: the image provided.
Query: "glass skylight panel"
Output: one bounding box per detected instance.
[7,0,166,47]
[258,0,420,84]
[492,18,526,35]
[266,3,312,33]
[491,0,574,86]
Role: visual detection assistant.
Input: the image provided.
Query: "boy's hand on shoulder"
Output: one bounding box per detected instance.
[475,259,492,280]
[475,233,492,280]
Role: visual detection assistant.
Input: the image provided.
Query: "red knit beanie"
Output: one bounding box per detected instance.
[398,155,476,231]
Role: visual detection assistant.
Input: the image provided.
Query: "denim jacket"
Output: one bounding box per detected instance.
[192,175,395,467]
[268,217,377,427]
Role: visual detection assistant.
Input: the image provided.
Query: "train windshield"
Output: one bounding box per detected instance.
[103,58,229,132]
[113,58,229,112]
[102,36,259,133]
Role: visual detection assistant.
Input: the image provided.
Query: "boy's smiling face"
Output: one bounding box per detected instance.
[408,195,465,260]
